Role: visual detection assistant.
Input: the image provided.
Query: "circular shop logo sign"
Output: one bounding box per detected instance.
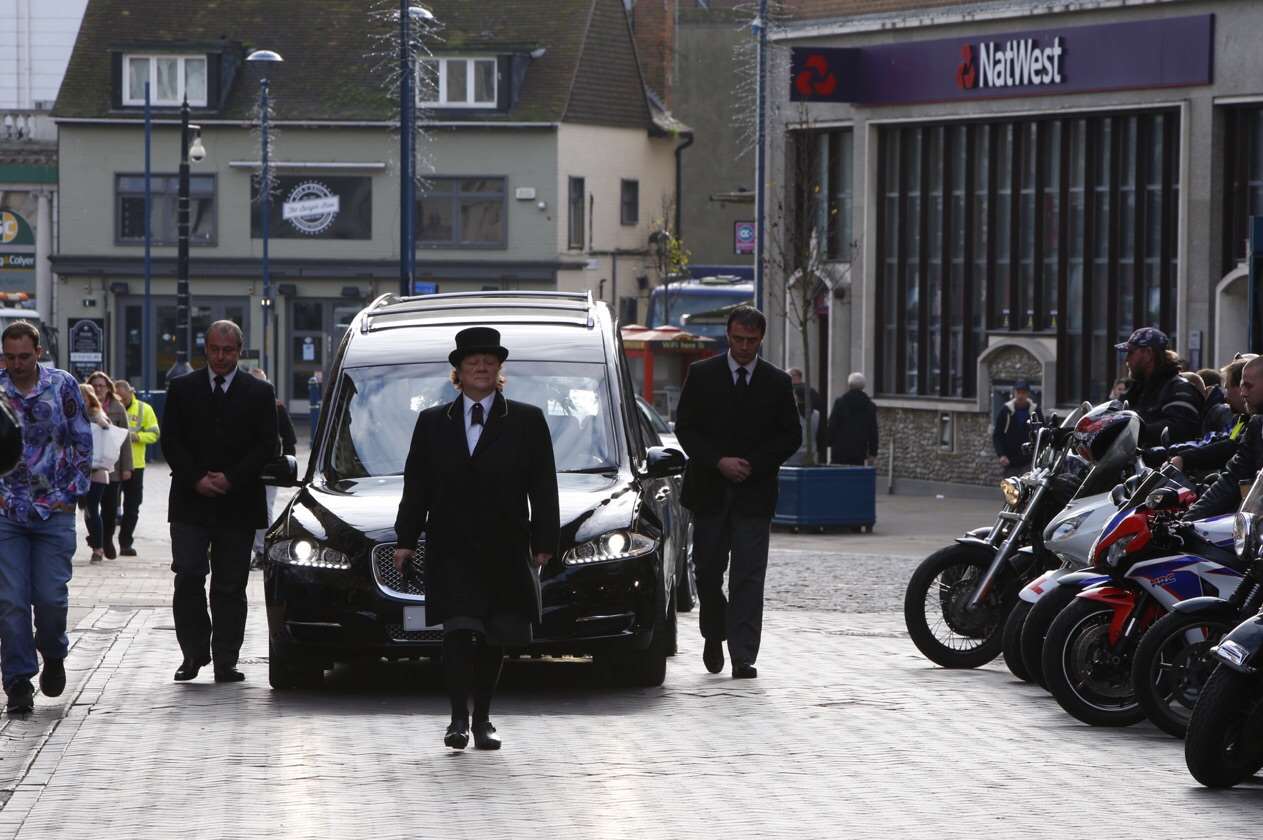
[0,211,20,244]
[284,181,339,235]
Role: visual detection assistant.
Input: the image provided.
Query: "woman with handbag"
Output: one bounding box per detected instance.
[80,385,116,564]
[85,371,132,558]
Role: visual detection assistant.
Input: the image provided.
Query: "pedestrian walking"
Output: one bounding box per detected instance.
[788,367,828,460]
[248,368,296,566]
[992,380,1043,476]
[84,371,132,558]
[393,327,559,750]
[828,372,879,466]
[79,384,117,564]
[674,306,801,679]
[161,321,278,683]
[0,321,91,714]
[113,380,159,556]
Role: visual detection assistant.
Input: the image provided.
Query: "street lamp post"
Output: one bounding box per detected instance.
[247,49,284,378]
[753,0,768,312]
[165,98,205,384]
[399,4,435,296]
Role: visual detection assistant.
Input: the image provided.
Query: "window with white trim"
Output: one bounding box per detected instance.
[124,54,208,106]
[418,57,498,108]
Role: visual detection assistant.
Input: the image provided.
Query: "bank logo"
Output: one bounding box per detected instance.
[794,53,838,98]
[282,181,341,235]
[958,35,1064,91]
[0,212,19,244]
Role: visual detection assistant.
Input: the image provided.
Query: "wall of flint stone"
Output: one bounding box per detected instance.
[872,344,1042,487]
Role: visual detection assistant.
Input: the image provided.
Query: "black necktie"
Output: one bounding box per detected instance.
[736,367,749,390]
[471,402,484,427]
[214,374,226,394]
[211,374,226,419]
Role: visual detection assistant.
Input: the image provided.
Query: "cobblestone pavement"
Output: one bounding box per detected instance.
[1,459,1258,839]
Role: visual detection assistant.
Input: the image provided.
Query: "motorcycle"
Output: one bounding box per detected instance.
[904,404,1092,668]
[1041,465,1242,726]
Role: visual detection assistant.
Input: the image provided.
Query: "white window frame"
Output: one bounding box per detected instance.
[123,54,209,107]
[418,57,498,109]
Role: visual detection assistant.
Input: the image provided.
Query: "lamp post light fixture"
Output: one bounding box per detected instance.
[400,3,435,296]
[246,48,284,378]
[165,97,205,385]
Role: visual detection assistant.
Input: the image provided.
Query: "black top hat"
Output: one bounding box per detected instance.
[449,326,509,367]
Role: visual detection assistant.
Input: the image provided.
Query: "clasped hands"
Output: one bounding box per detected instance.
[718,456,752,483]
[195,471,233,497]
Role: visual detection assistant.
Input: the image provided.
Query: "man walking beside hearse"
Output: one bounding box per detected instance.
[674,306,801,679]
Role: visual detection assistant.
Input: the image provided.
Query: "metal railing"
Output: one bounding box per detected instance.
[0,110,55,143]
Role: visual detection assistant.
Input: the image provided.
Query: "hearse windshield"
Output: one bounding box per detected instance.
[324,361,620,480]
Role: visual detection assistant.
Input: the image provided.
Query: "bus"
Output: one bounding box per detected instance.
[645,277,753,343]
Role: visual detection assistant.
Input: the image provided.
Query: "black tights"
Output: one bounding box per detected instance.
[443,630,504,725]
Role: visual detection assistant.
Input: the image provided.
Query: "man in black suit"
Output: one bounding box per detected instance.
[674,306,801,679]
[161,321,278,683]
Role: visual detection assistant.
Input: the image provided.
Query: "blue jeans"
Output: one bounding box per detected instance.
[0,511,75,691]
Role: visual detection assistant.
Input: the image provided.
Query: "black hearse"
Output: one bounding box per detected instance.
[262,291,690,688]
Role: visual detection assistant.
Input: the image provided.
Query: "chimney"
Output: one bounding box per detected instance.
[627,0,674,107]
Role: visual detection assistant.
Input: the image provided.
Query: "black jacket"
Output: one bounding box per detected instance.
[794,383,828,458]
[1122,365,1205,446]
[394,393,560,625]
[992,399,1043,463]
[161,367,279,528]
[277,403,297,457]
[674,355,802,517]
[829,389,879,465]
[1146,414,1249,474]
[1185,415,1263,521]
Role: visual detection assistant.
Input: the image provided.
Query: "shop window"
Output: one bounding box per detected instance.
[115,174,216,246]
[807,128,854,261]
[417,177,506,248]
[1221,107,1263,277]
[875,109,1179,402]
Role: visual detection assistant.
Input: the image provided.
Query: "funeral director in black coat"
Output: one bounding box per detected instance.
[674,305,801,679]
[393,327,560,751]
[162,320,279,683]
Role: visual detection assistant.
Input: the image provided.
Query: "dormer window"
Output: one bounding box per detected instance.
[124,54,207,106]
[418,57,498,108]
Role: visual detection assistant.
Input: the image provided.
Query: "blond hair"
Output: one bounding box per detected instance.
[80,383,102,414]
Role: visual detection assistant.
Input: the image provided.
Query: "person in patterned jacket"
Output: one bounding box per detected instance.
[0,321,91,714]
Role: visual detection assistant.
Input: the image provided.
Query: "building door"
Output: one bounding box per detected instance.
[117,296,249,392]
[287,299,362,414]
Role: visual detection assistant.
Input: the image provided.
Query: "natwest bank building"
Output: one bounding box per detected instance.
[770,0,1263,488]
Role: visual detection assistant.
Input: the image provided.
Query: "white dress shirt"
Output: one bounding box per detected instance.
[463,392,495,454]
[210,367,237,392]
[727,351,757,386]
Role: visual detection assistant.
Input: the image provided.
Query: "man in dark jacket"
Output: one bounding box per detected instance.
[789,367,828,460]
[1185,356,1263,520]
[992,380,1042,476]
[1117,327,1204,446]
[675,306,801,680]
[1145,359,1249,474]
[829,372,879,466]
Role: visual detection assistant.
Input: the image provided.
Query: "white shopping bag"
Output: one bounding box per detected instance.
[91,423,130,472]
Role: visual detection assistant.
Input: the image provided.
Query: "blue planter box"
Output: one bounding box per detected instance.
[773,465,876,529]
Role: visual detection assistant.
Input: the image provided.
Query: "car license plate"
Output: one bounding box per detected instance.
[403,606,427,631]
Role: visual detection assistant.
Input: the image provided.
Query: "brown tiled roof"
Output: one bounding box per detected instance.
[54,0,666,131]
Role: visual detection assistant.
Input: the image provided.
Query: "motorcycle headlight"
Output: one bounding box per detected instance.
[1047,511,1090,544]
[1234,513,1254,558]
[268,538,352,570]
[1104,535,1136,569]
[563,530,656,566]
[1215,639,1252,669]
[999,478,1023,507]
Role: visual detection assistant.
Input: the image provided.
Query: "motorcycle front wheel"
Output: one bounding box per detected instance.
[1001,599,1034,682]
[1042,597,1146,727]
[1132,610,1233,739]
[1185,665,1263,788]
[1020,582,1082,690]
[904,543,1013,669]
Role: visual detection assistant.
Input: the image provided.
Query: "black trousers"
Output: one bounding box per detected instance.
[170,522,254,668]
[100,481,121,549]
[691,489,772,666]
[443,630,503,724]
[118,468,144,548]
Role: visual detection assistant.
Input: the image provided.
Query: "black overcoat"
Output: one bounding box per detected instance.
[393,392,560,626]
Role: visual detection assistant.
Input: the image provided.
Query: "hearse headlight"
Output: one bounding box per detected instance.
[268,538,352,570]
[563,530,656,566]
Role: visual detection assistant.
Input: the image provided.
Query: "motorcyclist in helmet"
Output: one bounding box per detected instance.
[1185,355,1263,520]
[1117,327,1204,446]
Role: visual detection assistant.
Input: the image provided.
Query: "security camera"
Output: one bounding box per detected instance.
[188,129,207,163]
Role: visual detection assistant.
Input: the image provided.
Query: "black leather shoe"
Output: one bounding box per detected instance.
[174,655,211,681]
[732,662,758,679]
[120,546,137,557]
[444,721,470,750]
[213,667,246,683]
[103,541,117,560]
[5,678,34,714]
[39,658,65,698]
[703,639,725,674]
[472,720,501,750]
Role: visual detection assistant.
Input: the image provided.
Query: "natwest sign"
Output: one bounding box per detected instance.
[962,36,1064,90]
[789,14,1212,106]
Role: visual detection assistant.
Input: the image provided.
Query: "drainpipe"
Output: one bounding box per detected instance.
[674,134,695,237]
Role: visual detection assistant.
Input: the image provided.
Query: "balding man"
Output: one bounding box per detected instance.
[161,320,278,683]
[1185,355,1263,521]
